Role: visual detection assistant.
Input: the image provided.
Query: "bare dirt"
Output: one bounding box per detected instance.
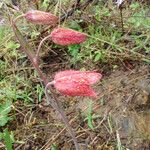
[8,62,150,150]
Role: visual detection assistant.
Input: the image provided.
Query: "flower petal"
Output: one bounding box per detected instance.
[50,28,87,45]
[54,70,102,85]
[54,81,97,97]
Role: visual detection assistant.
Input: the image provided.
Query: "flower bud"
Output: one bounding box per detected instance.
[24,10,58,25]
[50,28,87,45]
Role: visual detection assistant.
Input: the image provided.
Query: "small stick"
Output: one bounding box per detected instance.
[119,7,124,33]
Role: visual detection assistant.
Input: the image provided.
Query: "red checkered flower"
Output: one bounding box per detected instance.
[24,10,58,25]
[50,28,87,45]
[53,70,102,97]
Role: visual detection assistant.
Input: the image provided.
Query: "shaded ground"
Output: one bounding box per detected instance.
[5,62,149,150]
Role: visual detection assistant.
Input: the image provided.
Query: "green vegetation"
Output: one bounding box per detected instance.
[66,2,150,63]
[0,128,14,150]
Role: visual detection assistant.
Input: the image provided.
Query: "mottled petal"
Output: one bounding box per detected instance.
[55,70,102,85]
[50,28,87,45]
[54,81,97,97]
[54,70,78,80]
[24,10,58,25]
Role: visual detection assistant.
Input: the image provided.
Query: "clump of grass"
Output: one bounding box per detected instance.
[64,1,150,64]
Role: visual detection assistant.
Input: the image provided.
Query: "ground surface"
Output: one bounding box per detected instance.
[5,62,149,150]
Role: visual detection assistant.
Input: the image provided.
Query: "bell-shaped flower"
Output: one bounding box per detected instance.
[53,70,102,97]
[50,28,87,45]
[24,10,58,25]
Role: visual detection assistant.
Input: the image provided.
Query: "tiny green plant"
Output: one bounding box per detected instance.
[6,41,20,51]
[36,84,44,102]
[51,143,59,150]
[0,128,14,150]
[85,101,94,130]
[68,44,81,64]
[83,100,101,130]
[0,101,12,127]
[42,0,51,9]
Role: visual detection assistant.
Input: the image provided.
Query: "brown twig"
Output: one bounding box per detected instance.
[119,6,124,33]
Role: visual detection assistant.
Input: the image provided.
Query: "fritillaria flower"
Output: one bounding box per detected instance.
[52,70,102,97]
[23,10,58,25]
[50,28,87,45]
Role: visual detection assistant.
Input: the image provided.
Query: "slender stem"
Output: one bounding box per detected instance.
[45,83,80,150]
[87,34,125,52]
[35,35,51,63]
[14,14,26,23]
[32,60,49,85]
[45,82,56,105]
[119,7,124,33]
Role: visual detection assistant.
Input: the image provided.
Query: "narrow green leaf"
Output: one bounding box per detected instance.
[0,132,3,140]
[0,101,12,126]
[87,101,94,130]
[6,41,20,50]
[51,144,58,150]
[142,59,150,63]
[94,53,101,62]
[3,128,13,150]
[68,44,80,57]
[116,131,122,150]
